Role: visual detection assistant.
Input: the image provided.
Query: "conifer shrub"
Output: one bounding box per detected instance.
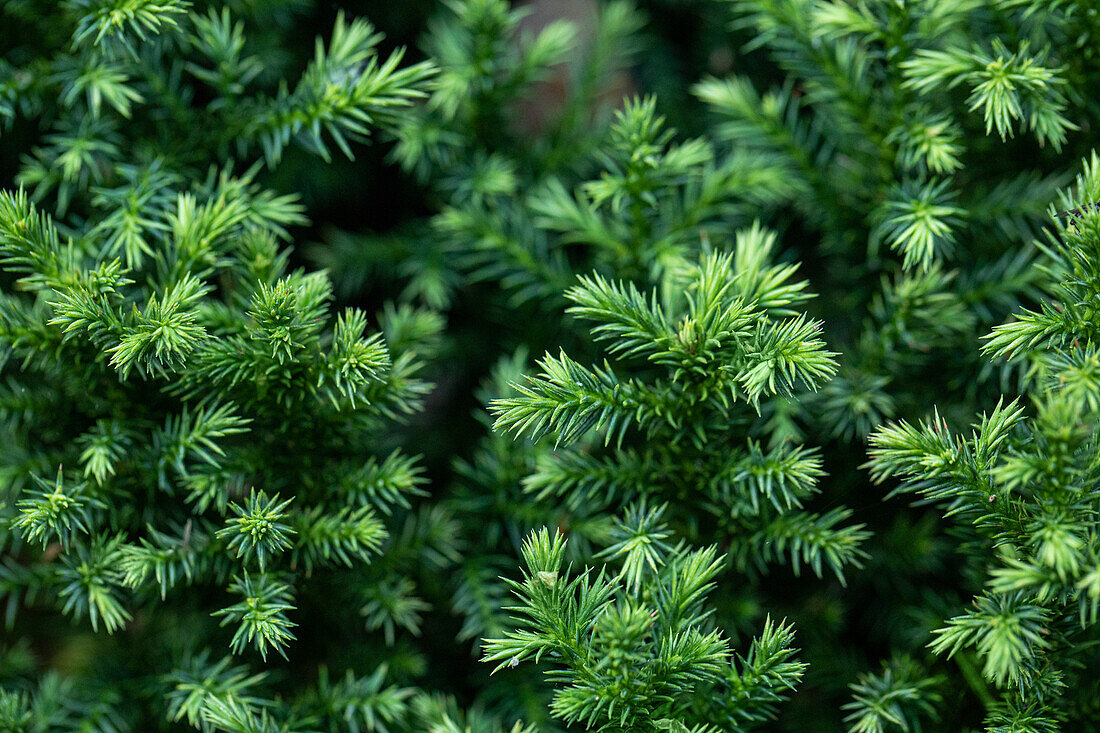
[1,1,1099,732]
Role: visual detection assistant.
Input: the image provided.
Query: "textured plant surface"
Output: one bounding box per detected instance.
[1,1,1100,732]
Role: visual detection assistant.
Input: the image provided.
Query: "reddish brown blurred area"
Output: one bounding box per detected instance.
[513,0,635,136]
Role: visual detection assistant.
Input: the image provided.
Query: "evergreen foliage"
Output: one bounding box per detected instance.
[0,1,440,728]
[867,155,1100,731]
[2,0,1100,732]
[489,238,868,586]
[483,523,805,731]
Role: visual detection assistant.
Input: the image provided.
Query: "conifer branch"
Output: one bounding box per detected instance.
[214,573,297,661]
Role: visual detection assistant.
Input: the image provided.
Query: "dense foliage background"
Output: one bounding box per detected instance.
[1,1,1099,732]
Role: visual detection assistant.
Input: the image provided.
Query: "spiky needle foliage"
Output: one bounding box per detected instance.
[0,1,440,729]
[866,155,1100,733]
[491,235,868,585]
[5,0,1100,732]
[483,518,806,732]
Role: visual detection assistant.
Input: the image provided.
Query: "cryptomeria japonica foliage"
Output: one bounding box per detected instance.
[866,156,1100,732]
[0,2,440,730]
[2,1,1100,732]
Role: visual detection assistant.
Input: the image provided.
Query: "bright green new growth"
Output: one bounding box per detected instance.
[12,468,104,548]
[867,156,1100,730]
[213,573,297,661]
[71,0,192,54]
[491,233,867,585]
[4,0,1100,731]
[0,1,442,728]
[215,490,295,571]
[483,515,806,732]
[0,173,433,718]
